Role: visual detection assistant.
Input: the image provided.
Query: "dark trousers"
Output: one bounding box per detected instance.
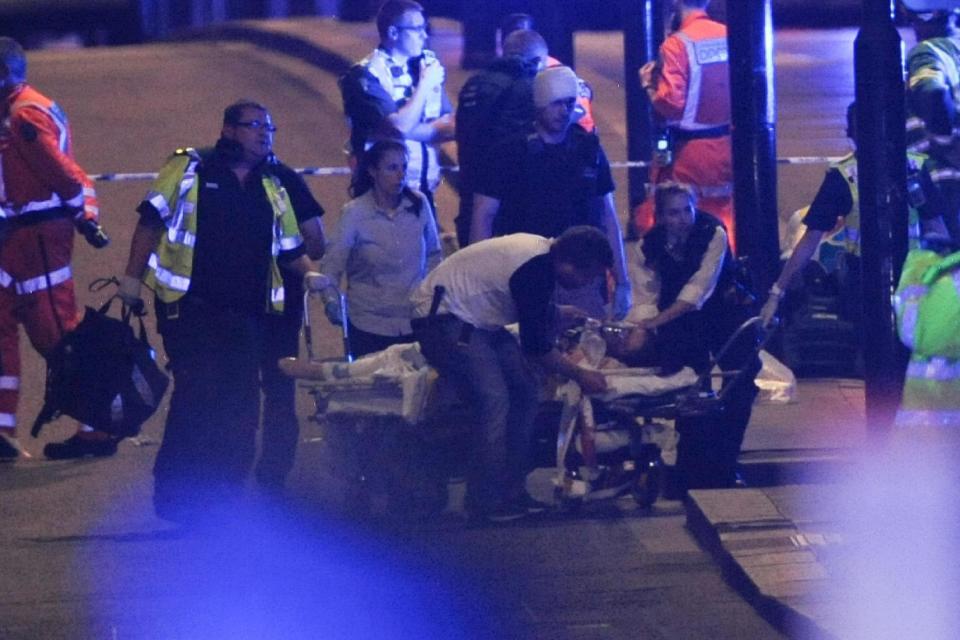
[658,308,761,491]
[154,297,262,522]
[256,311,301,489]
[454,190,473,250]
[347,322,415,359]
[413,316,539,513]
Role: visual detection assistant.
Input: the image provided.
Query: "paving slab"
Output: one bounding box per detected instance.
[685,485,857,639]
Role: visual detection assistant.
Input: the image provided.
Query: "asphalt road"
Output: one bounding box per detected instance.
[0,21,887,639]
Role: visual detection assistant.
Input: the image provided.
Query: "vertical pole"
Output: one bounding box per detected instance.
[135,0,161,38]
[312,0,338,17]
[531,0,575,67]
[460,3,498,69]
[623,0,663,213]
[854,0,908,436]
[190,0,207,28]
[211,0,227,22]
[264,0,289,18]
[727,0,780,289]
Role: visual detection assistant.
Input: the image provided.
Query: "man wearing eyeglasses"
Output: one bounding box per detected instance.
[339,0,455,214]
[117,100,325,522]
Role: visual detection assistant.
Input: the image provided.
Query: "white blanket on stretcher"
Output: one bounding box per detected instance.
[593,366,699,401]
[311,343,433,424]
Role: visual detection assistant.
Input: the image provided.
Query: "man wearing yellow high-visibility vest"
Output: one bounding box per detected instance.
[760,102,950,328]
[894,238,960,428]
[117,101,321,523]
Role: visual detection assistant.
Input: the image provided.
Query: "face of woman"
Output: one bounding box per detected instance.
[369,149,407,200]
[657,192,696,241]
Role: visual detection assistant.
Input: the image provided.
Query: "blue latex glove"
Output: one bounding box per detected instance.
[612,280,633,320]
[324,300,343,326]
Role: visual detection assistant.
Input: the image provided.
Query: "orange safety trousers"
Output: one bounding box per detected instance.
[0,218,79,435]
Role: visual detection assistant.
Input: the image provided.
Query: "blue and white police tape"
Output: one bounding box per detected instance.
[88,156,846,182]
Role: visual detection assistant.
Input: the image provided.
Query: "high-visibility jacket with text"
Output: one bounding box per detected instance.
[0,83,98,223]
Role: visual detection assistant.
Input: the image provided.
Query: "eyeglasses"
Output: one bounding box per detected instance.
[396,24,427,34]
[233,120,277,133]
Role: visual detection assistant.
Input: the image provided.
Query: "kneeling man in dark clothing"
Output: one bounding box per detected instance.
[410,226,611,522]
[620,182,761,494]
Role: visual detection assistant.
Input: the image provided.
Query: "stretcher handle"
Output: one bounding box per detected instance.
[303,286,353,363]
[709,315,774,403]
[339,290,353,363]
[303,290,316,361]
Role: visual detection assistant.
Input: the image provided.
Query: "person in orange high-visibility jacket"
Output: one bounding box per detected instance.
[0,37,112,461]
[637,0,735,251]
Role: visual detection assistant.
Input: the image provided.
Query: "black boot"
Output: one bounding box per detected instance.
[44,434,118,460]
[0,433,21,461]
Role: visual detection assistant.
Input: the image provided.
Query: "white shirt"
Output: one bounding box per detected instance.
[411,234,552,330]
[624,226,727,323]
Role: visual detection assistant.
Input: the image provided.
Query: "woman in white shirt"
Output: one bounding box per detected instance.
[621,181,760,494]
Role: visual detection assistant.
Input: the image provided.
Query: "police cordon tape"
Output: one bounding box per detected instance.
[88,156,846,182]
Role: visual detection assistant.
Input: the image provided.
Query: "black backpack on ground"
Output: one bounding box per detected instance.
[31,299,169,439]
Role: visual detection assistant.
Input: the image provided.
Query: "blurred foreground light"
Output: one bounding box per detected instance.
[828,423,960,640]
[89,498,471,639]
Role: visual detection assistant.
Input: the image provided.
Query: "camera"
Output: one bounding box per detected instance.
[76,218,110,248]
[654,132,673,166]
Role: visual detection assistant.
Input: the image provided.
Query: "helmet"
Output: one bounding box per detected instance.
[901,3,960,39]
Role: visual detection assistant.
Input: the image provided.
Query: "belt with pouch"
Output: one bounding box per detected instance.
[669,125,730,142]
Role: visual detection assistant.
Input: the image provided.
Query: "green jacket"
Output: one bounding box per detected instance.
[894,247,960,421]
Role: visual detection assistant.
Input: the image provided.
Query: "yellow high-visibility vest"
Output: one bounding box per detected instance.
[143,148,303,312]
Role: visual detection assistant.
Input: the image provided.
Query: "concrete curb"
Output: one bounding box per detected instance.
[737,448,854,487]
[685,487,840,639]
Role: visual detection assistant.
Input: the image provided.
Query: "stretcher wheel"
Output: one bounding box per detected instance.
[631,458,662,508]
[554,486,582,513]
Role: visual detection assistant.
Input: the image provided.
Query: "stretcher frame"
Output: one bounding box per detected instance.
[553,316,772,508]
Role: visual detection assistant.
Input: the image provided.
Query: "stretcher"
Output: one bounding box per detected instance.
[280,288,768,515]
[551,316,773,509]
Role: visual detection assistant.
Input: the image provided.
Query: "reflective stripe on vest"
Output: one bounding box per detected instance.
[13,100,69,153]
[263,174,302,307]
[697,184,733,199]
[145,150,302,312]
[4,100,78,217]
[832,152,925,256]
[0,267,11,288]
[0,376,19,390]
[264,176,303,261]
[147,252,191,293]
[908,38,960,101]
[895,408,960,428]
[832,154,861,255]
[907,357,960,381]
[359,48,442,191]
[895,283,928,350]
[14,265,72,296]
[675,32,729,131]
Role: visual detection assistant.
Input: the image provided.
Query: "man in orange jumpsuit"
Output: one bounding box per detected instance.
[0,37,110,461]
[637,0,735,251]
